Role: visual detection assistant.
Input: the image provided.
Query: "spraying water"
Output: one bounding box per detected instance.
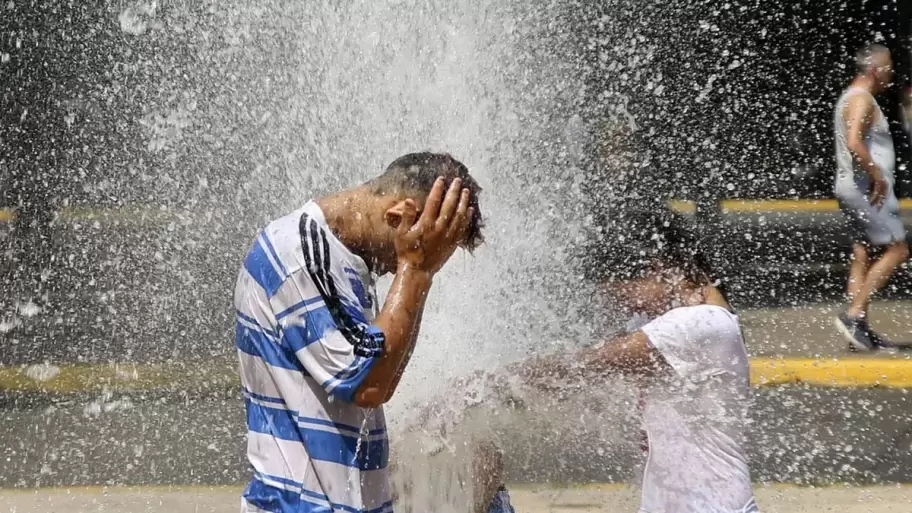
[1,0,656,495]
[6,0,912,507]
[173,0,605,403]
[203,0,626,507]
[2,0,606,360]
[133,0,624,504]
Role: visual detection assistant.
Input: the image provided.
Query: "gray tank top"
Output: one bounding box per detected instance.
[834,87,895,195]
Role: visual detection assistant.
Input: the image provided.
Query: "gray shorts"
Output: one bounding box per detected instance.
[837,186,906,247]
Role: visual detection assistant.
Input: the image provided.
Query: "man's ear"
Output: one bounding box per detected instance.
[383,199,418,229]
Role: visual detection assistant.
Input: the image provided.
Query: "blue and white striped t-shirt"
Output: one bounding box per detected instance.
[235,201,391,513]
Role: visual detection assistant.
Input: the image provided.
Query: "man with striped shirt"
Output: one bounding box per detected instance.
[235,153,491,513]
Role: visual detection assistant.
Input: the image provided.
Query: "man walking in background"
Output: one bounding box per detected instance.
[834,43,910,351]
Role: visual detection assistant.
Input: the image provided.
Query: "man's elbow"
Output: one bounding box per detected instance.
[846,139,866,156]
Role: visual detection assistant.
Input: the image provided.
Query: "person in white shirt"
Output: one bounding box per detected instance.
[235,152,515,513]
[512,209,758,513]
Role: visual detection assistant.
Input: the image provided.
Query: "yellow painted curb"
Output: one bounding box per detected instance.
[670,198,912,214]
[3,200,910,223]
[3,357,912,394]
[668,200,697,214]
[750,357,912,388]
[4,200,908,223]
[0,362,238,394]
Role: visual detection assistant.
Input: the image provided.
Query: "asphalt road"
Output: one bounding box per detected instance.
[2,484,911,513]
[741,300,912,357]
[3,206,912,492]
[1,386,911,488]
[4,203,912,365]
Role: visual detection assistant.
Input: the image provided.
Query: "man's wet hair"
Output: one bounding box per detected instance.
[368,152,484,250]
[855,43,891,74]
[578,207,725,294]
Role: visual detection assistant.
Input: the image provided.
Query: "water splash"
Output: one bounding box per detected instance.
[119,0,160,36]
[392,366,643,511]
[196,0,602,406]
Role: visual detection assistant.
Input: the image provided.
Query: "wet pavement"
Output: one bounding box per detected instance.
[2,299,912,488]
[1,386,912,488]
[3,209,912,495]
[1,484,911,513]
[742,300,912,357]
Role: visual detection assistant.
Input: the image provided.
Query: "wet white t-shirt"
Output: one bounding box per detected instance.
[638,305,758,513]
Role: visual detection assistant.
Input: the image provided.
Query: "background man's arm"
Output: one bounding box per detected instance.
[844,95,885,188]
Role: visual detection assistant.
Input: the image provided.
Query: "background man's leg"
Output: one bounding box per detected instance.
[849,241,909,317]
[846,242,870,318]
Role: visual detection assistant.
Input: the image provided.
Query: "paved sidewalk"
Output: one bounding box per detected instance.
[742,300,912,357]
[1,485,909,513]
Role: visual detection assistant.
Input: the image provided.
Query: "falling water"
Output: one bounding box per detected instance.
[200,0,617,507]
[143,0,608,396]
[5,0,637,492]
[7,0,912,509]
[255,0,598,405]
[126,0,618,504]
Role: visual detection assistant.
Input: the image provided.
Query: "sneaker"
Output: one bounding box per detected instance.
[858,319,900,349]
[486,486,516,513]
[834,313,875,352]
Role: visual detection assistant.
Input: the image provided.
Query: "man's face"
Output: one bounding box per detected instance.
[871,52,894,90]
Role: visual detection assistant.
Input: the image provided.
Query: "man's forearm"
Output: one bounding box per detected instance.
[849,142,881,180]
[510,332,664,390]
[510,350,589,390]
[354,265,432,407]
[383,309,424,402]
